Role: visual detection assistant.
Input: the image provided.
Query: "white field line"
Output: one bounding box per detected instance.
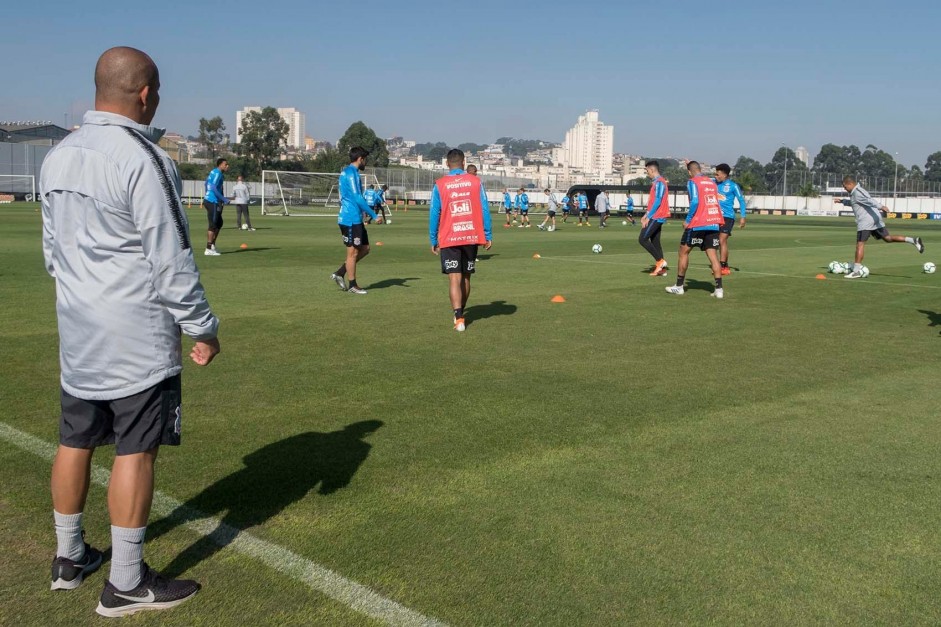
[0,421,445,627]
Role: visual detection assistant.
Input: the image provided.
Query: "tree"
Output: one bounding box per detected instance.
[177,162,209,181]
[412,142,450,162]
[457,142,488,154]
[765,147,809,194]
[235,107,289,171]
[812,143,862,175]
[198,116,226,160]
[859,144,901,180]
[925,151,941,182]
[337,122,389,167]
[798,182,819,198]
[308,146,347,173]
[732,156,768,193]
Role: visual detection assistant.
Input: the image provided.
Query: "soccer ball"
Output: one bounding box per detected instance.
[547,226,555,232]
[842,262,852,273]
[241,224,248,231]
[622,221,628,225]
[924,262,936,274]
[592,244,603,254]
[386,219,392,224]
[859,266,870,278]
[828,261,845,274]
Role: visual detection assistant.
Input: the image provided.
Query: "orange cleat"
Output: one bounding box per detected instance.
[720,267,731,276]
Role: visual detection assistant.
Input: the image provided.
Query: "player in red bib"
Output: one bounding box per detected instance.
[429,149,493,331]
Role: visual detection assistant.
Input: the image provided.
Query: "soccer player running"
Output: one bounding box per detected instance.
[713,163,747,275]
[625,196,636,225]
[429,149,493,332]
[375,184,390,224]
[639,160,670,276]
[503,188,514,226]
[666,160,725,298]
[363,184,378,224]
[518,187,531,227]
[41,46,219,618]
[203,157,229,255]
[330,147,379,295]
[577,190,590,226]
[538,188,559,230]
[834,175,924,278]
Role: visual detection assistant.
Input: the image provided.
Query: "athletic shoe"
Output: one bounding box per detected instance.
[525,224,531,228]
[577,223,583,227]
[711,288,725,299]
[203,247,220,256]
[330,273,346,291]
[96,563,200,618]
[665,285,685,295]
[537,224,545,230]
[454,317,466,332]
[654,268,668,277]
[585,222,591,226]
[720,267,732,276]
[51,535,103,591]
[248,227,256,232]
[348,286,368,295]
[650,259,668,276]
[844,271,863,279]
[916,237,925,253]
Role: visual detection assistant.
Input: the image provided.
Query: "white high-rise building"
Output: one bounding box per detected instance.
[795,146,810,167]
[558,110,614,176]
[235,107,306,149]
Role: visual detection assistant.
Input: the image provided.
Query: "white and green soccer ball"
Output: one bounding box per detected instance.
[924,262,936,274]
[592,244,603,254]
[859,266,870,278]
[622,220,628,225]
[842,262,853,273]
[547,225,555,232]
[828,261,845,274]
[241,223,249,231]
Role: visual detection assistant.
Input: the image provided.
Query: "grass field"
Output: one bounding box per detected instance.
[2,202,941,625]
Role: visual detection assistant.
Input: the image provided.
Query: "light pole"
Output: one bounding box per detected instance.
[893,151,899,210]
[781,143,788,212]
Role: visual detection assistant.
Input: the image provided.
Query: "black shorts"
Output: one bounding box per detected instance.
[340,223,369,247]
[858,227,890,242]
[520,209,528,215]
[203,200,224,230]
[547,210,556,217]
[440,245,478,274]
[504,207,513,214]
[562,207,570,213]
[681,229,720,250]
[60,375,182,456]
[579,209,588,216]
[719,217,735,235]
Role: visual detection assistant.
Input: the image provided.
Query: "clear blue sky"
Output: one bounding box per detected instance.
[4,0,940,167]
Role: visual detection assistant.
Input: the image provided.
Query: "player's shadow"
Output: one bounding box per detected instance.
[222,247,280,254]
[365,277,420,290]
[477,254,498,261]
[918,310,941,331]
[465,300,517,326]
[684,279,715,292]
[146,420,383,577]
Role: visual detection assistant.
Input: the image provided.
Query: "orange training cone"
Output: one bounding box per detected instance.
[240,243,248,249]
[815,273,826,280]
[551,295,566,303]
[533,253,541,259]
[376,241,384,246]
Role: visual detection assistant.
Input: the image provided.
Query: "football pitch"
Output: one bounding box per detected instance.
[2,203,941,625]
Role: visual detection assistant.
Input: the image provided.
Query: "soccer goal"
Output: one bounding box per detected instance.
[261,171,380,216]
[0,174,36,202]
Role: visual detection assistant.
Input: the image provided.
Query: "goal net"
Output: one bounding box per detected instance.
[261,171,381,216]
[0,174,36,202]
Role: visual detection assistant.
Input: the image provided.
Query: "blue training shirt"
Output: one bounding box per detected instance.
[364,187,377,207]
[686,178,719,231]
[376,188,385,204]
[504,192,512,208]
[714,179,747,219]
[204,168,227,203]
[519,193,529,210]
[577,193,588,210]
[337,164,377,226]
[429,168,493,247]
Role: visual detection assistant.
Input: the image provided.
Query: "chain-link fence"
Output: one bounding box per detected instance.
[364,167,536,196]
[769,170,941,197]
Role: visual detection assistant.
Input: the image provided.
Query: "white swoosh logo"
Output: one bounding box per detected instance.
[114,590,156,603]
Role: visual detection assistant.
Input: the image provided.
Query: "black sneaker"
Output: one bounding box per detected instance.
[96,563,200,618]
[50,534,103,590]
[916,237,925,254]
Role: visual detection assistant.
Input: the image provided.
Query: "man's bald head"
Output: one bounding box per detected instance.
[94,47,160,124]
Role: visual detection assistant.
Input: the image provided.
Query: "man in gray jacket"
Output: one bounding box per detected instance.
[41,46,220,618]
[833,175,924,278]
[232,175,254,230]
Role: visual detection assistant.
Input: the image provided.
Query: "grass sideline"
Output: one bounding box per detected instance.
[2,202,941,625]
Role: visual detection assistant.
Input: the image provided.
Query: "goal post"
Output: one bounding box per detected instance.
[261,171,380,216]
[0,174,36,202]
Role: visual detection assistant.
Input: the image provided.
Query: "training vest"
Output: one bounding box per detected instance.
[648,176,670,219]
[435,174,487,248]
[687,176,723,228]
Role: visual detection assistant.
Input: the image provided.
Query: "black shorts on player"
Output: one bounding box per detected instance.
[203,200,223,231]
[857,227,890,242]
[340,223,369,247]
[504,207,513,215]
[440,245,478,274]
[59,375,182,455]
[547,210,556,217]
[719,217,735,235]
[681,228,720,250]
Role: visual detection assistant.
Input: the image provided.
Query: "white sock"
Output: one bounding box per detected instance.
[54,511,85,560]
[905,236,915,244]
[854,263,863,272]
[110,526,146,591]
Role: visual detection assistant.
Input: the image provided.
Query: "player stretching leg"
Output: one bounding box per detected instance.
[835,175,924,278]
[538,189,559,230]
[714,163,747,275]
[666,161,724,298]
[639,160,670,276]
[430,149,493,332]
[331,147,379,295]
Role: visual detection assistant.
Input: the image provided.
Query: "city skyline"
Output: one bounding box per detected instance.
[2,1,940,168]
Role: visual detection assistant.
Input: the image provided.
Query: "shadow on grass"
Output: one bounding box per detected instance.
[918,310,941,332]
[221,247,281,255]
[683,279,716,292]
[465,300,517,327]
[147,421,383,577]
[477,254,498,261]
[366,277,420,290]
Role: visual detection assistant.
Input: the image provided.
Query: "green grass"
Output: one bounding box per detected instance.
[2,202,941,625]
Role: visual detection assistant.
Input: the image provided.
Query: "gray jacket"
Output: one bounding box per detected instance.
[41,111,219,401]
[841,185,885,231]
[595,193,609,213]
[233,182,250,204]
